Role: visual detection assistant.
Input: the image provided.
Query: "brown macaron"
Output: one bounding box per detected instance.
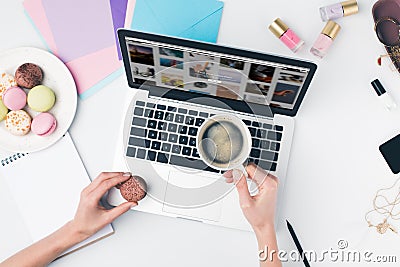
[15,63,43,89]
[117,176,147,202]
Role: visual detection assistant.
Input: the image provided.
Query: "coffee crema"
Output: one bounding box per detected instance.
[199,120,245,169]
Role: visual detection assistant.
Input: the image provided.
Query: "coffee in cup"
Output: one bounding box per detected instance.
[197,114,252,174]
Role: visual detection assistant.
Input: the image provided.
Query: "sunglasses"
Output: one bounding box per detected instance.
[375,16,400,46]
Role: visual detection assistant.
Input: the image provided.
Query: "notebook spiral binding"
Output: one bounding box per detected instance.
[1,153,28,167]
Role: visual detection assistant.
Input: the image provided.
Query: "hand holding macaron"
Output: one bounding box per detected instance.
[72,172,140,239]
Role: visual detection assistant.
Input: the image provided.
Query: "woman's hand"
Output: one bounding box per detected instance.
[0,172,138,267]
[70,172,137,240]
[224,164,279,232]
[225,164,281,266]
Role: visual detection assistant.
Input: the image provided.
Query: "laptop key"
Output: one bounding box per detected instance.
[189,137,196,147]
[147,120,157,129]
[178,125,188,134]
[259,129,267,139]
[260,140,270,149]
[167,106,175,111]
[144,109,154,118]
[168,123,177,132]
[274,125,284,132]
[256,129,263,138]
[250,149,261,158]
[188,127,198,136]
[148,130,158,139]
[129,137,148,148]
[137,149,146,159]
[243,120,251,126]
[169,134,178,143]
[136,101,145,106]
[263,123,272,129]
[185,116,195,125]
[178,108,187,114]
[252,138,260,148]
[157,121,167,131]
[126,147,136,157]
[146,102,155,108]
[195,118,205,127]
[151,141,161,150]
[192,148,200,158]
[132,117,146,127]
[172,145,181,154]
[134,107,144,116]
[147,151,156,161]
[143,109,154,118]
[179,136,188,145]
[162,143,171,152]
[199,112,208,118]
[158,132,168,141]
[189,110,198,116]
[154,111,164,120]
[130,127,147,137]
[261,151,278,161]
[259,161,277,172]
[270,142,281,152]
[157,104,166,110]
[252,121,261,127]
[157,152,169,163]
[267,131,282,141]
[170,155,219,173]
[175,114,184,123]
[182,147,192,156]
[248,127,256,137]
[271,163,277,171]
[165,113,174,121]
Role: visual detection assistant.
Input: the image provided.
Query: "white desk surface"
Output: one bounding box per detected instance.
[1,0,400,266]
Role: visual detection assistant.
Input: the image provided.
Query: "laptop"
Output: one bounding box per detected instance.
[107,30,317,231]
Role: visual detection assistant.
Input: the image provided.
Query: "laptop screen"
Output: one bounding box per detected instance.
[119,30,317,117]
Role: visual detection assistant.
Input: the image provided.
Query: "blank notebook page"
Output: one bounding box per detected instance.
[0,133,113,257]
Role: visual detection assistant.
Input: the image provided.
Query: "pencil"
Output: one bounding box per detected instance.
[286,220,311,267]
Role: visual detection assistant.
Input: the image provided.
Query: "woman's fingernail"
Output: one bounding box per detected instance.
[123,172,132,177]
[232,169,243,181]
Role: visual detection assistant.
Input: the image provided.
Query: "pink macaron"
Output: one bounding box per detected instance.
[31,113,57,136]
[2,86,27,110]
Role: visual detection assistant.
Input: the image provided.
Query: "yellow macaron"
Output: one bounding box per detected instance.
[27,85,56,112]
[0,100,8,121]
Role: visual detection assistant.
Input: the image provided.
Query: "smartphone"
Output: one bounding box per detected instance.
[380,133,400,174]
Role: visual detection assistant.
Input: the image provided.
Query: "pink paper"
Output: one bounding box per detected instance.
[23,0,58,54]
[41,0,115,63]
[66,46,121,95]
[24,0,122,97]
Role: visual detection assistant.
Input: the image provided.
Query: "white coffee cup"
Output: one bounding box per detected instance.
[196,114,252,179]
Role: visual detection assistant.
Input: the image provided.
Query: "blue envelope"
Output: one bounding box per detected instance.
[131,0,224,43]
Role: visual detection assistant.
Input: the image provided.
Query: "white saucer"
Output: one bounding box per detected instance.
[0,47,77,153]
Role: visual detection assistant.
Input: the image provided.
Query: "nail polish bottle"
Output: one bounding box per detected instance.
[310,21,341,59]
[371,79,397,111]
[269,18,304,53]
[320,0,358,22]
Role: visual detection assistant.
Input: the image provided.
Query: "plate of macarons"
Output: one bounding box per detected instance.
[0,47,77,153]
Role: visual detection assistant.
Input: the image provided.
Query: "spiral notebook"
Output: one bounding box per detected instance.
[0,133,114,261]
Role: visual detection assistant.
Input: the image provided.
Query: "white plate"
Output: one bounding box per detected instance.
[0,47,77,153]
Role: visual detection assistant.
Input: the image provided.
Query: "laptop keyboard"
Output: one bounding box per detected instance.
[127,100,283,173]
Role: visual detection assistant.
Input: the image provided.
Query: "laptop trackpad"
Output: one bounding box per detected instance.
[162,170,227,222]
